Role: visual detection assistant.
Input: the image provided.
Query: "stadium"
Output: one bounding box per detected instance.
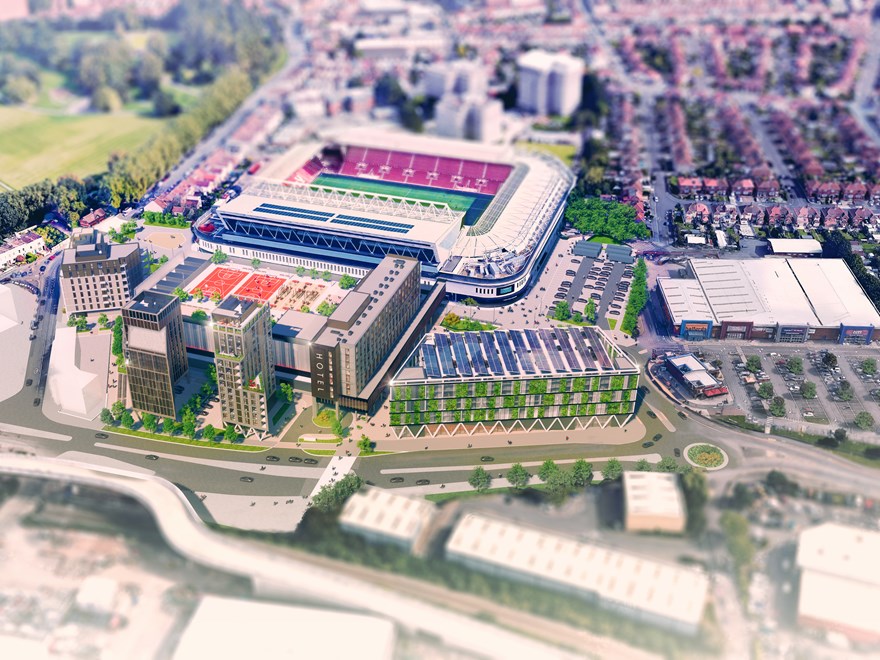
[193,127,574,303]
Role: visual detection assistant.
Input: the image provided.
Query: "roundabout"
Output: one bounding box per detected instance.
[683,442,729,471]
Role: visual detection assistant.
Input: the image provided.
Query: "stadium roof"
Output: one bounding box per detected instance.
[767,238,823,255]
[173,596,396,660]
[394,326,638,383]
[623,471,687,521]
[327,126,513,164]
[447,513,708,630]
[796,523,880,637]
[658,258,880,328]
[339,487,436,545]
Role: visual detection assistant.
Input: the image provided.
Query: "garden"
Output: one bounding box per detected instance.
[687,444,725,468]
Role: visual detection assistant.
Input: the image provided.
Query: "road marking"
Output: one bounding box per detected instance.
[0,423,71,442]
[94,443,323,477]
[308,456,356,499]
[380,453,662,475]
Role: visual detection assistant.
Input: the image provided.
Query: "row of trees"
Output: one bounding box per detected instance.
[620,258,647,336]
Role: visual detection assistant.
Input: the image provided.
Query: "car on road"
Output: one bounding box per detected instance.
[266,455,280,462]
[416,479,430,486]
[390,477,405,483]
[32,398,40,407]
[95,432,108,439]
[288,456,303,463]
[653,434,663,441]
[642,441,654,448]
[303,458,318,465]
[145,454,159,460]
[239,476,254,482]
[674,448,682,457]
[25,379,32,387]
[480,456,495,462]
[646,410,657,418]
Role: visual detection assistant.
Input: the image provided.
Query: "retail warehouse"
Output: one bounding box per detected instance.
[657,258,880,343]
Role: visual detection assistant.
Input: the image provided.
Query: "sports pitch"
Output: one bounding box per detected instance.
[314,173,488,214]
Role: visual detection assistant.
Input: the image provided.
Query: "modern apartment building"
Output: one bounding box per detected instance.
[390,326,639,437]
[516,49,584,117]
[60,228,144,314]
[212,297,276,433]
[311,256,422,413]
[122,291,188,419]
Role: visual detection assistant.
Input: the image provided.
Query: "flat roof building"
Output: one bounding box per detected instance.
[658,258,880,343]
[446,513,709,636]
[339,487,437,553]
[60,228,143,314]
[796,523,880,644]
[123,291,188,420]
[516,50,583,117]
[623,471,687,534]
[665,353,724,397]
[767,238,823,256]
[390,326,639,436]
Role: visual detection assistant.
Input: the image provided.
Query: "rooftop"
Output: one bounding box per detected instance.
[666,353,719,389]
[623,471,687,521]
[767,238,823,255]
[212,296,261,324]
[446,513,708,630]
[339,487,436,544]
[126,290,176,315]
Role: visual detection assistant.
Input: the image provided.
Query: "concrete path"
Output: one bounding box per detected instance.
[381,453,662,475]
[307,455,356,498]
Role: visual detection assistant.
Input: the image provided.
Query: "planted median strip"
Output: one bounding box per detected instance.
[106,427,266,452]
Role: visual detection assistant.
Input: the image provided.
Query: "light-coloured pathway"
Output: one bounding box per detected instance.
[381,452,662,475]
[307,455,356,498]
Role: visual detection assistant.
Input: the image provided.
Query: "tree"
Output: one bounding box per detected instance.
[757,382,774,400]
[211,291,222,304]
[537,459,559,482]
[601,458,623,481]
[681,470,709,535]
[99,408,114,425]
[181,408,197,439]
[208,364,217,384]
[211,249,228,264]
[468,466,491,492]
[552,301,571,321]
[295,266,306,277]
[162,418,174,434]
[506,463,530,490]
[280,382,294,402]
[800,381,817,399]
[172,286,189,302]
[786,357,803,374]
[111,399,126,419]
[357,435,373,454]
[321,270,332,281]
[862,358,877,375]
[120,411,134,429]
[142,413,157,433]
[731,483,757,510]
[544,469,573,501]
[822,352,838,368]
[834,427,848,442]
[91,86,123,112]
[152,88,181,117]
[202,424,218,441]
[339,274,358,289]
[767,470,799,495]
[571,311,583,323]
[745,355,762,373]
[657,456,679,472]
[570,459,593,487]
[837,380,854,401]
[311,473,363,513]
[251,257,261,269]
[224,424,238,442]
[331,418,345,439]
[97,312,108,328]
[769,396,786,417]
[191,310,208,321]
[585,299,597,323]
[855,411,875,430]
[635,458,651,471]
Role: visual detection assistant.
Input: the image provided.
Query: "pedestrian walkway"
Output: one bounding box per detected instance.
[307,455,357,499]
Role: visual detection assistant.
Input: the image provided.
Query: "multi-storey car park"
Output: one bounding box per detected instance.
[193,127,574,303]
[388,326,639,437]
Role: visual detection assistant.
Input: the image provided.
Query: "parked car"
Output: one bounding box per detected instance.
[240,476,254,482]
[95,432,108,439]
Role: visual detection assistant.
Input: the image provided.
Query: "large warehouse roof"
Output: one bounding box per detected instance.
[339,487,436,545]
[796,523,880,638]
[658,258,880,328]
[767,238,822,255]
[447,514,709,631]
[623,471,687,521]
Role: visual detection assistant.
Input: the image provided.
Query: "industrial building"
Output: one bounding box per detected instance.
[658,258,880,343]
[390,326,639,436]
[60,228,144,314]
[796,523,880,645]
[339,487,437,553]
[212,297,276,433]
[767,238,823,257]
[122,291,188,420]
[446,513,709,636]
[193,127,574,303]
[622,471,687,534]
[516,49,584,116]
[664,353,727,398]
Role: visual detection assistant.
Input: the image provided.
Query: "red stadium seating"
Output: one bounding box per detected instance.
[461,160,486,179]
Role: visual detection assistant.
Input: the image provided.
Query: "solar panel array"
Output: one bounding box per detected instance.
[253,203,413,235]
[416,329,629,380]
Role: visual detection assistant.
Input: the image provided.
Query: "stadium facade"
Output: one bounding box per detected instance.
[193,128,574,303]
[658,258,880,344]
[389,326,639,437]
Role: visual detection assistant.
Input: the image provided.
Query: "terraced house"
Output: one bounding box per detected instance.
[389,327,639,437]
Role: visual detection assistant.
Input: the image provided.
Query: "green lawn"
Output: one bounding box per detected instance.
[106,426,266,451]
[313,174,481,213]
[0,106,165,188]
[514,141,578,167]
[303,448,337,456]
[587,235,619,244]
[607,318,618,330]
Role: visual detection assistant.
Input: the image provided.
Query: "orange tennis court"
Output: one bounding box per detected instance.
[190,267,248,299]
[235,273,287,301]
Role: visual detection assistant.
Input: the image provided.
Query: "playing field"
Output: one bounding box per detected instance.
[314,173,487,212]
[0,106,165,189]
[190,267,248,299]
[236,273,286,302]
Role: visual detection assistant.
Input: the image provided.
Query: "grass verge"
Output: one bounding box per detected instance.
[106,426,266,451]
[303,448,336,456]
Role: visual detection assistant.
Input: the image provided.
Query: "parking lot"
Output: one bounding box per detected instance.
[688,343,880,428]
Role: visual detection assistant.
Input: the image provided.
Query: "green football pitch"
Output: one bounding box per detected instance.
[314,173,481,213]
